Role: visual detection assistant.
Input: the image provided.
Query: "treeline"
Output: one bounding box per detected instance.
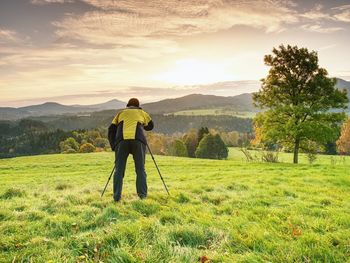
[0,119,109,158]
[30,112,253,134]
[0,118,252,159]
[0,120,70,158]
[147,128,251,159]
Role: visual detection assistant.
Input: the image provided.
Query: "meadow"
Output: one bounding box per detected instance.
[0,149,349,262]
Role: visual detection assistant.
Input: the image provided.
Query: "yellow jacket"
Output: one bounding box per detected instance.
[108,107,153,149]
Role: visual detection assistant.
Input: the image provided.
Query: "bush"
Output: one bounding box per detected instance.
[79,143,96,153]
[261,151,279,163]
[94,137,109,148]
[195,134,228,159]
[307,152,317,164]
[59,137,79,153]
[240,147,258,162]
[167,139,188,157]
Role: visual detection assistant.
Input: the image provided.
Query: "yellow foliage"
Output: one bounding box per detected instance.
[251,124,263,146]
[337,118,350,154]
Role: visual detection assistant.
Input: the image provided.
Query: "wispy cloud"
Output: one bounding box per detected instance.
[335,10,350,22]
[328,4,350,23]
[54,0,299,45]
[0,28,20,43]
[30,0,74,5]
[301,24,344,33]
[1,0,350,106]
[300,4,332,20]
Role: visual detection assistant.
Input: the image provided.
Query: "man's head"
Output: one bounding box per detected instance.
[127,98,140,108]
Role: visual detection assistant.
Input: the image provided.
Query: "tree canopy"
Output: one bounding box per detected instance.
[253,45,348,163]
[195,134,228,160]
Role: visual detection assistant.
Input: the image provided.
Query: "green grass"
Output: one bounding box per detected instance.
[0,149,349,262]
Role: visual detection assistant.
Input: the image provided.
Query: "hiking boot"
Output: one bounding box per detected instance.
[138,194,147,200]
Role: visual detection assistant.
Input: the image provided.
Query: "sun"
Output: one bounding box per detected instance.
[153,58,233,85]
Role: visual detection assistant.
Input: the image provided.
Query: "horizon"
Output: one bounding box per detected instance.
[3,87,260,108]
[1,0,350,107]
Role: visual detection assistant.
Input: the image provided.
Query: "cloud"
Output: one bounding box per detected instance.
[330,5,350,22]
[334,11,350,22]
[300,4,332,20]
[300,24,344,33]
[54,0,299,45]
[0,28,19,43]
[298,3,350,30]
[332,4,350,11]
[30,0,74,5]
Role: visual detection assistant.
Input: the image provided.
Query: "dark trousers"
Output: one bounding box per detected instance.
[113,140,147,201]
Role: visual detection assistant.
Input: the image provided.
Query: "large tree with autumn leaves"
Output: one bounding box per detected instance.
[253,45,348,163]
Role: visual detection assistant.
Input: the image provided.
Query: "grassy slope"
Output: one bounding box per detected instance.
[0,150,349,263]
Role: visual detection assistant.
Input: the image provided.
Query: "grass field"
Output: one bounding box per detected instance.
[0,149,350,262]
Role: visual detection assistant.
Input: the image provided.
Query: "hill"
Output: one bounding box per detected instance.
[19,102,92,116]
[0,99,125,120]
[143,93,256,114]
[336,78,350,107]
[71,99,125,111]
[0,151,349,262]
[1,78,349,120]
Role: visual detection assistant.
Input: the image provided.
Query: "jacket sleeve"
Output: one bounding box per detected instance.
[143,111,154,131]
[144,120,154,131]
[108,123,117,150]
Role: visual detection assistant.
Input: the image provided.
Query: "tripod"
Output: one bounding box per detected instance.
[101,143,170,197]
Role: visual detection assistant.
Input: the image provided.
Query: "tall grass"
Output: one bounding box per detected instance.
[0,150,349,262]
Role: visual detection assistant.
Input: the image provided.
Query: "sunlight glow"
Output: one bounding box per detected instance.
[152,58,234,85]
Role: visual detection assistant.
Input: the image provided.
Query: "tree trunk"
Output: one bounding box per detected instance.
[293,138,300,164]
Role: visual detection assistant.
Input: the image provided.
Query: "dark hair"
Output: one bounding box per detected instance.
[127,98,140,107]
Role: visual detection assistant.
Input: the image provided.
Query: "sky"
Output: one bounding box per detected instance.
[1,0,350,107]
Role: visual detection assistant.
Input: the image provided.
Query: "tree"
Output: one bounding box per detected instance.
[220,131,240,147]
[146,132,167,155]
[337,118,350,154]
[167,139,188,157]
[198,127,209,143]
[59,137,79,153]
[183,129,198,157]
[195,134,228,159]
[253,45,348,163]
[79,143,96,153]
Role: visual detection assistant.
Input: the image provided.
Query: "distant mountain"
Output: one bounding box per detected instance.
[19,102,89,116]
[142,78,350,114]
[0,99,125,120]
[336,78,350,95]
[72,99,125,110]
[0,107,31,120]
[336,78,350,108]
[1,78,349,121]
[143,93,256,114]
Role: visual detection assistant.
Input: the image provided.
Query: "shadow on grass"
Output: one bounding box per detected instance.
[0,188,26,199]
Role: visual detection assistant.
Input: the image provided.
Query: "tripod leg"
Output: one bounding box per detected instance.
[146,143,170,195]
[101,165,115,197]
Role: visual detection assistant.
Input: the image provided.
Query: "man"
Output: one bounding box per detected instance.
[108,98,154,202]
